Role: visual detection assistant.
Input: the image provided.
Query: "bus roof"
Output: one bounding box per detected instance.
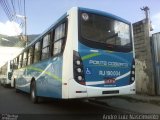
[78,7,131,24]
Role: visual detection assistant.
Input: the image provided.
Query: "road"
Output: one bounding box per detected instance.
[0,85,130,120]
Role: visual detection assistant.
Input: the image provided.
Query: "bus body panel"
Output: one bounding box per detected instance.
[79,43,134,87]
[68,78,135,98]
[68,79,88,98]
[86,82,135,97]
[67,7,135,98]
[16,56,63,98]
[62,7,81,99]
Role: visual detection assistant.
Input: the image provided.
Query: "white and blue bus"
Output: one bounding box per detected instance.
[0,61,13,87]
[12,7,135,103]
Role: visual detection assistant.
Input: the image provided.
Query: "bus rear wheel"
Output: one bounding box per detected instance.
[14,79,20,93]
[30,81,38,104]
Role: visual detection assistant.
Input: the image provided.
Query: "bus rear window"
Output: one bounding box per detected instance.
[80,12,131,47]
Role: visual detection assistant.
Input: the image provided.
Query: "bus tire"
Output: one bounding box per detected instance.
[15,88,20,93]
[30,81,38,104]
[14,80,19,93]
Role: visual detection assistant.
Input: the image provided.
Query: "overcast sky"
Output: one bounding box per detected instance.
[0,0,160,36]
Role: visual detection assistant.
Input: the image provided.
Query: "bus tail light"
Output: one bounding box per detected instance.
[73,50,85,85]
[130,60,135,84]
[8,72,12,80]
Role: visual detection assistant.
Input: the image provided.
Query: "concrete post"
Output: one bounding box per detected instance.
[133,19,155,95]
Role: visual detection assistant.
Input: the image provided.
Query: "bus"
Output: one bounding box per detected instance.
[12,7,135,103]
[0,61,13,87]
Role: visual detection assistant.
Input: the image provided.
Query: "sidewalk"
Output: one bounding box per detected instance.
[94,94,160,114]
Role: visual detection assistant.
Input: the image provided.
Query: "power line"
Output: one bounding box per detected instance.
[0,0,27,43]
[0,0,13,21]
[0,0,26,25]
[5,0,14,20]
[18,0,22,15]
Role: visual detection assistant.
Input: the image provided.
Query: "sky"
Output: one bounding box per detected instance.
[0,0,160,66]
[0,0,160,36]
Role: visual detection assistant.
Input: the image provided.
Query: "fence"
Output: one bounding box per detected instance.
[152,32,160,95]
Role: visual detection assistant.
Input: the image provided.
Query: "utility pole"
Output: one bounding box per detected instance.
[16,0,27,47]
[24,16,27,46]
[141,6,149,20]
[141,6,153,31]
[24,0,27,46]
[139,6,155,95]
[16,14,27,46]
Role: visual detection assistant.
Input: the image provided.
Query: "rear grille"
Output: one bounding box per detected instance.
[102,90,119,94]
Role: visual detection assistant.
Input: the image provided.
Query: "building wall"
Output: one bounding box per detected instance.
[133,19,155,95]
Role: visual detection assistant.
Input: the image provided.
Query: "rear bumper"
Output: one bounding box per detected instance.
[4,79,11,85]
[0,79,11,86]
[67,79,135,99]
[86,82,135,97]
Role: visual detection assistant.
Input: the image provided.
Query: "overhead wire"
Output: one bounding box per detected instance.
[5,0,14,20]
[18,0,21,16]
[0,0,25,25]
[11,0,17,21]
[0,0,26,47]
[2,0,12,20]
[0,0,13,21]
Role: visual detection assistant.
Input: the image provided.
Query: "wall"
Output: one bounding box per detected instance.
[133,19,155,95]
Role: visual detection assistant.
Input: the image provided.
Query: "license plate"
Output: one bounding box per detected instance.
[104,78,115,84]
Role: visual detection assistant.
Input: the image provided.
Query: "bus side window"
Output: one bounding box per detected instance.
[13,59,16,69]
[50,29,55,57]
[53,22,66,56]
[18,54,22,69]
[16,58,18,69]
[34,41,41,63]
[16,57,19,69]
[28,46,34,65]
[10,60,14,70]
[22,50,28,67]
[41,34,50,60]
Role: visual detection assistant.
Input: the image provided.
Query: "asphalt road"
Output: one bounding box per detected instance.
[0,85,128,120]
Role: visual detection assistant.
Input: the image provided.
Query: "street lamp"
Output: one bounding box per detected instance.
[16,14,27,46]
